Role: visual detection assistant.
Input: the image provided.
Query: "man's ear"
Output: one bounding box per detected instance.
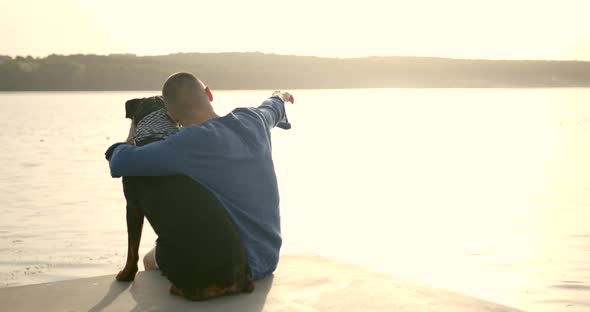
[205,86,213,102]
[125,98,143,119]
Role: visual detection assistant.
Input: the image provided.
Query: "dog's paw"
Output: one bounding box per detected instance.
[244,279,255,293]
[116,266,138,282]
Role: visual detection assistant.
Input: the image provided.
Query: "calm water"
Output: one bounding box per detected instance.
[1,89,589,311]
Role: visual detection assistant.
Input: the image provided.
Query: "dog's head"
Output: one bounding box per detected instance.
[125,96,167,124]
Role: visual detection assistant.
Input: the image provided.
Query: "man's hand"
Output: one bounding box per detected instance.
[125,121,136,145]
[272,91,294,104]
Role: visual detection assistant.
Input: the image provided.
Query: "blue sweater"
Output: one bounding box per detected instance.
[106,97,288,280]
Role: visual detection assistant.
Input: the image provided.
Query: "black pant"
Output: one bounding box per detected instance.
[123,174,250,291]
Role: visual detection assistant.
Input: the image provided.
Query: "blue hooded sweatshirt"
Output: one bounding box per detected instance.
[105,96,288,280]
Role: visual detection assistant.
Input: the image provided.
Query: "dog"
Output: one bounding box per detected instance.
[114,96,254,301]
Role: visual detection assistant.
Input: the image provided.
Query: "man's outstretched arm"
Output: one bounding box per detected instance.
[105,138,183,178]
[256,92,293,130]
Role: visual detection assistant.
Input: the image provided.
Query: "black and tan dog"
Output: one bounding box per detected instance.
[115,96,254,300]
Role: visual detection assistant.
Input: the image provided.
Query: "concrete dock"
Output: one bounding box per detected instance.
[0,254,523,311]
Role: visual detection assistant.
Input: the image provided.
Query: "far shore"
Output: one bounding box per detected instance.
[1,86,590,93]
[1,52,589,91]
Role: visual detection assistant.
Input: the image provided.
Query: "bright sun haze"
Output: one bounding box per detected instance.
[0,0,588,60]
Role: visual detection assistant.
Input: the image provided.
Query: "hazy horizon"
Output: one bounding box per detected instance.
[3,50,590,62]
[1,0,589,61]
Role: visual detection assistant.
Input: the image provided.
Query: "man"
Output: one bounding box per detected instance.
[105,72,292,280]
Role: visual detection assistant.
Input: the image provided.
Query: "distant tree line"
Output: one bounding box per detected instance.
[0,52,589,91]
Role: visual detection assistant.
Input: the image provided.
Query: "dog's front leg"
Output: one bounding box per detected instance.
[116,203,144,281]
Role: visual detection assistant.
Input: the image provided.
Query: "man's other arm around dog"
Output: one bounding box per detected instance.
[105,95,290,178]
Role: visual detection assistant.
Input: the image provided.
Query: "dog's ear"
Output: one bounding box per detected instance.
[125,98,143,120]
[155,96,166,107]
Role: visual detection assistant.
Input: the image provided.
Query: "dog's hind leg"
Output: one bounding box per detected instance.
[116,202,144,282]
[243,265,255,293]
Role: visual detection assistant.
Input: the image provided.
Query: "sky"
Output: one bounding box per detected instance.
[0,0,589,60]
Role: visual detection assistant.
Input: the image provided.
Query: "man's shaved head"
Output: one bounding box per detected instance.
[162,72,212,122]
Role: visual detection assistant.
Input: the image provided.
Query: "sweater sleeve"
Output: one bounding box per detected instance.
[105,138,183,178]
[256,96,291,130]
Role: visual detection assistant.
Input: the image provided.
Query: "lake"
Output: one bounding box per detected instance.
[0,89,589,311]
